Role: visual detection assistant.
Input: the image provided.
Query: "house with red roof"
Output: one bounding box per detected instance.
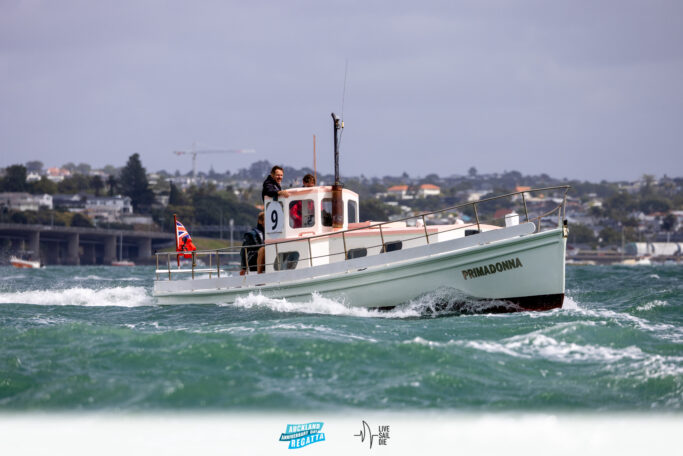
[417,184,441,197]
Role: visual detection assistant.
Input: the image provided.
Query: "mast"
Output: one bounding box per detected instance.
[331,113,344,228]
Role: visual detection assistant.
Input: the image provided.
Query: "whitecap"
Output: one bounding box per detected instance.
[562,296,580,310]
[0,286,154,307]
[636,300,668,312]
[227,292,389,318]
[568,307,683,343]
[73,275,144,282]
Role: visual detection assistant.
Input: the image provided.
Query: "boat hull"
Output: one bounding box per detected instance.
[10,257,41,269]
[154,225,566,311]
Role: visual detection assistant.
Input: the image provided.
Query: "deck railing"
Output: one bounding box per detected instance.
[155,186,570,280]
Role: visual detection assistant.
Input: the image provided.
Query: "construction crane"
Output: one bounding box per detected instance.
[173,143,255,181]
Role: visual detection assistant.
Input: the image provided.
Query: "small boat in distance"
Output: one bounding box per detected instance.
[10,255,42,269]
[111,260,136,267]
[153,113,570,312]
[111,232,135,266]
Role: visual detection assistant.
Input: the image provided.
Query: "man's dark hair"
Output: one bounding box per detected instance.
[270,165,283,175]
[303,173,316,185]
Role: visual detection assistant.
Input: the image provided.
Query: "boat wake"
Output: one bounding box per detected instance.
[0,286,154,307]
[225,287,534,318]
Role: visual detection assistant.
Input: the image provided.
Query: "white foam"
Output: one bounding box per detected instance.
[0,274,28,281]
[465,334,645,363]
[404,322,666,366]
[568,306,682,343]
[636,300,668,312]
[228,292,391,318]
[0,286,154,307]
[73,275,144,282]
[562,296,580,310]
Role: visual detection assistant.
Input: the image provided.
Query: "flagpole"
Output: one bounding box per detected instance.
[174,213,180,267]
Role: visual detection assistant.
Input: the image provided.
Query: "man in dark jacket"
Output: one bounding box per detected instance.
[240,212,265,275]
[262,165,290,202]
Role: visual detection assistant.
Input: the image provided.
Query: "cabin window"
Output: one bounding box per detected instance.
[274,251,300,271]
[381,241,403,253]
[289,200,315,228]
[346,248,367,259]
[321,198,333,227]
[347,200,358,224]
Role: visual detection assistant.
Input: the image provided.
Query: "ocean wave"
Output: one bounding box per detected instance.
[403,322,683,381]
[224,289,524,319]
[568,307,683,343]
[562,296,580,310]
[0,286,154,307]
[463,333,644,363]
[0,274,28,281]
[72,275,144,282]
[227,292,389,318]
[635,300,669,312]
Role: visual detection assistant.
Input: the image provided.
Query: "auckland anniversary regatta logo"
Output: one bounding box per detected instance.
[461,257,523,280]
[279,422,326,449]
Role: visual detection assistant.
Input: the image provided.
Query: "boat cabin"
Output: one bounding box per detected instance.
[262,186,494,273]
[263,186,362,272]
[264,186,359,240]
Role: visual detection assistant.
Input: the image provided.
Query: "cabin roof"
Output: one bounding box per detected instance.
[283,186,359,198]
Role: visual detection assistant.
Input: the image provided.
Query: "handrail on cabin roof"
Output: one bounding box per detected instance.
[159,185,571,256]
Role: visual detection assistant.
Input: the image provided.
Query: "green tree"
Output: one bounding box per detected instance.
[1,165,28,192]
[62,162,76,172]
[661,213,677,232]
[119,153,155,212]
[169,182,188,205]
[57,174,91,193]
[71,212,93,227]
[107,175,118,196]
[30,176,58,194]
[359,198,399,222]
[598,227,620,247]
[91,175,104,196]
[75,163,91,175]
[567,223,596,245]
[639,197,670,214]
[25,161,44,173]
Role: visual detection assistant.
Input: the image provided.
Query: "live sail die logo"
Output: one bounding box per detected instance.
[279,422,326,449]
[354,420,390,449]
[461,257,523,280]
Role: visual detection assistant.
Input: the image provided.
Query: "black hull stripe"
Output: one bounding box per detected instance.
[372,293,564,313]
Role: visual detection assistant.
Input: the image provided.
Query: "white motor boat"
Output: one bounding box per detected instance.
[153,114,569,312]
[153,184,569,312]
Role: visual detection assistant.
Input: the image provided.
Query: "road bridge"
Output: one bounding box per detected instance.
[0,223,174,265]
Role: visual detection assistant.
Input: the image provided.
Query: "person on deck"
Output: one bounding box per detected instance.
[302,173,316,187]
[240,212,265,275]
[290,174,316,228]
[262,165,290,202]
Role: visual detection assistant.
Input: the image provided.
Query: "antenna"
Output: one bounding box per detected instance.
[339,60,348,149]
[341,59,348,120]
[313,134,317,183]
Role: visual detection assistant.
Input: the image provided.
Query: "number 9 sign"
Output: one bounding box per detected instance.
[265,201,284,234]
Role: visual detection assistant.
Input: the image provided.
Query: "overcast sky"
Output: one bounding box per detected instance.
[1,0,682,182]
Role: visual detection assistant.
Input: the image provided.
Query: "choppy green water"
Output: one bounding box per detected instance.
[0,265,680,411]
